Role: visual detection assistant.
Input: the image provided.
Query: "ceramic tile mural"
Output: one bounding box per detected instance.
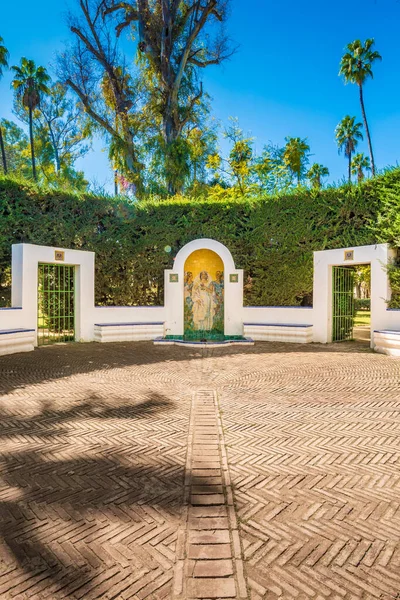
[184,249,224,338]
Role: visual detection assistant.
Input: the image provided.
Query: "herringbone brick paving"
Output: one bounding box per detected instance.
[0,341,399,598]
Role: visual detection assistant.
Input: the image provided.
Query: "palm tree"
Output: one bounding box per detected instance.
[339,38,381,177]
[0,36,9,174]
[11,58,50,181]
[283,137,310,185]
[335,115,363,183]
[351,152,371,183]
[306,163,329,189]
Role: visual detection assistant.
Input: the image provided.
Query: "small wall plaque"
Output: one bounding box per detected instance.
[344,250,354,261]
[229,273,239,283]
[169,273,179,283]
[54,250,65,261]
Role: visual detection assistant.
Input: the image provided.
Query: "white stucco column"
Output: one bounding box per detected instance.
[313,243,394,345]
[11,244,95,344]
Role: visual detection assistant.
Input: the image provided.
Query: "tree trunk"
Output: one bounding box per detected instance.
[0,126,7,174]
[359,84,376,177]
[114,169,118,196]
[348,152,352,183]
[29,104,37,181]
[47,122,60,174]
[164,106,179,196]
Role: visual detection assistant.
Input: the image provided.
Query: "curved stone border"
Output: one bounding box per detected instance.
[154,338,254,349]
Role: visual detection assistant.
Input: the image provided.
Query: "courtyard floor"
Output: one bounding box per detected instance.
[0,341,399,599]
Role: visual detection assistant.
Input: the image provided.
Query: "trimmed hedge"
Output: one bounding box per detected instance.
[1,170,400,308]
[354,298,371,311]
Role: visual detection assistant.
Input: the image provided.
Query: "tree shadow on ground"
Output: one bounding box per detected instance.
[0,392,184,598]
[0,339,373,396]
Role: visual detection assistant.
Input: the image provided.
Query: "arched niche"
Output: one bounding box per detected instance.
[183,249,224,339]
[164,239,243,337]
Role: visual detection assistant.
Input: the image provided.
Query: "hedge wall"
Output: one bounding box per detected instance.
[1,169,400,308]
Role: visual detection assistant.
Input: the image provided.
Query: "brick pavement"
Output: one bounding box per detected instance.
[0,341,399,599]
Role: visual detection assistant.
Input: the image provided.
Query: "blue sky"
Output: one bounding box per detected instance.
[1,0,399,190]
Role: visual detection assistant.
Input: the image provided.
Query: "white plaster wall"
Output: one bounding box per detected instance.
[0,308,26,330]
[3,242,399,353]
[382,309,400,330]
[93,306,165,325]
[243,306,313,325]
[11,243,95,343]
[313,243,396,346]
[3,244,166,346]
[165,238,244,336]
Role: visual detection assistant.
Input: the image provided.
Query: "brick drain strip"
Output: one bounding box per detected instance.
[173,390,248,599]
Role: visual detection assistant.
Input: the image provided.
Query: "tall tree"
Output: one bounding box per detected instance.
[0,36,9,174]
[254,143,292,194]
[11,58,50,181]
[351,152,371,183]
[306,163,329,189]
[36,82,90,176]
[207,118,254,194]
[61,0,145,194]
[335,115,363,183]
[0,118,30,175]
[283,137,310,185]
[101,0,232,194]
[339,38,381,176]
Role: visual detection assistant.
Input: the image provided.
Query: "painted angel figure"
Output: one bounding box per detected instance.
[192,271,216,331]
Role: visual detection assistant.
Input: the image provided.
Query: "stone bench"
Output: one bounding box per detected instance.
[374,330,400,357]
[0,328,36,356]
[243,323,313,343]
[94,322,164,343]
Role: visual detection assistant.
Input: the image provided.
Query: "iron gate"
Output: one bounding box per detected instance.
[332,266,355,342]
[37,264,75,345]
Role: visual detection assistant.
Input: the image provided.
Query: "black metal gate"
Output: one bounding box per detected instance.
[37,264,75,345]
[332,266,355,342]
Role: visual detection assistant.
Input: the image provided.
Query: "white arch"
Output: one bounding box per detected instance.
[173,238,236,272]
[164,238,243,337]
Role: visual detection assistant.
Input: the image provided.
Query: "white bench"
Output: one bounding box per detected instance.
[0,328,36,356]
[94,322,164,343]
[374,330,400,357]
[243,323,313,343]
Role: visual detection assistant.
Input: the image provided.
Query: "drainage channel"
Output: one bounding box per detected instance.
[173,390,248,599]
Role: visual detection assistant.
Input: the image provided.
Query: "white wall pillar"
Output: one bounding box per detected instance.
[313,244,395,346]
[10,244,96,344]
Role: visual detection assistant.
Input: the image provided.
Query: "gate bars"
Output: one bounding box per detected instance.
[37,264,75,345]
[332,266,355,342]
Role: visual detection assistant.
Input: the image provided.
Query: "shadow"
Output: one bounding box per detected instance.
[0,392,172,440]
[0,341,208,396]
[0,339,377,397]
[0,392,183,597]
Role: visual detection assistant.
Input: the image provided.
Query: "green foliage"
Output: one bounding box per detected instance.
[11,58,50,110]
[0,36,9,77]
[307,163,330,189]
[283,137,311,185]
[254,144,293,194]
[354,299,370,311]
[339,38,382,87]
[1,169,400,309]
[335,116,363,158]
[0,119,30,175]
[351,153,371,183]
[386,261,400,309]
